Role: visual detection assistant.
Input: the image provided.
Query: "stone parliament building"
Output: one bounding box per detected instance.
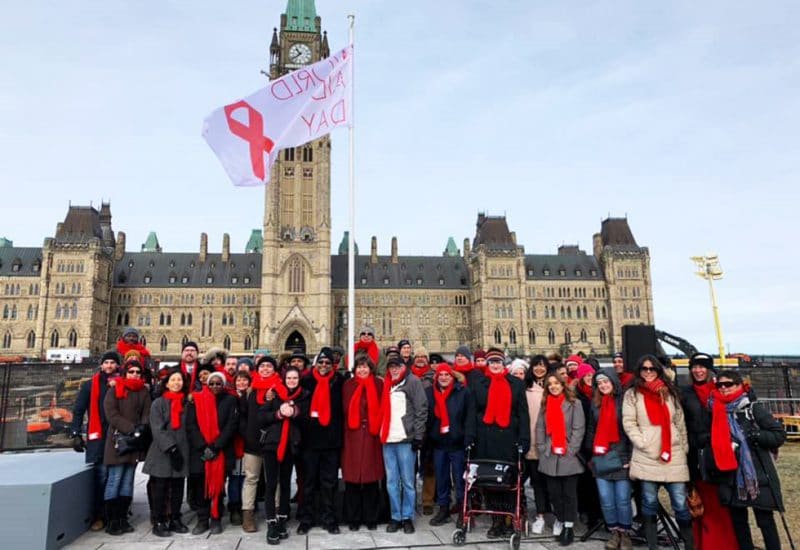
[0,2,654,361]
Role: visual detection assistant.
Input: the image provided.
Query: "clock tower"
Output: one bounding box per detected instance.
[260,0,333,355]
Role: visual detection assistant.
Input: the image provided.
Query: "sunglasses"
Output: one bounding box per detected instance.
[360,332,374,337]
[127,369,142,375]
[716,381,738,389]
[208,381,223,387]
[317,359,332,365]
[640,366,659,373]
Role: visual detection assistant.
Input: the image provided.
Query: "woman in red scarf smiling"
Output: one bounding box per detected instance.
[186,370,239,535]
[711,370,786,550]
[585,368,633,550]
[103,358,151,536]
[471,347,530,540]
[622,356,691,550]
[535,372,584,546]
[143,368,190,537]
[341,354,385,532]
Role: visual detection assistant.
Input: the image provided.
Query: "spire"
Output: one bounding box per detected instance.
[284,0,318,32]
[337,231,358,255]
[245,229,263,253]
[141,231,162,253]
[321,30,330,58]
[443,236,459,257]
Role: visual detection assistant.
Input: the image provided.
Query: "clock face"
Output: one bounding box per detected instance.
[289,43,312,65]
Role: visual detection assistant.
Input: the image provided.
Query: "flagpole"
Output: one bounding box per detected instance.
[346,14,356,373]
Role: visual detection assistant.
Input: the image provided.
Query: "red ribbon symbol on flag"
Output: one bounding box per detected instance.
[224,100,275,181]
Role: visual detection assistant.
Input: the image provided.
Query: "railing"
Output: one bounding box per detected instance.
[758,398,800,417]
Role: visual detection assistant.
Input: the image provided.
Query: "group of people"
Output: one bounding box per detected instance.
[68,326,787,549]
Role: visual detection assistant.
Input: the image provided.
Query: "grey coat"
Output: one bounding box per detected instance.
[384,374,428,444]
[142,396,189,478]
[536,398,586,477]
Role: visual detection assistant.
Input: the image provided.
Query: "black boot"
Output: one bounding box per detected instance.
[267,519,280,545]
[642,515,657,550]
[487,516,504,538]
[104,499,122,536]
[230,502,243,526]
[118,496,135,533]
[168,515,189,534]
[192,518,209,535]
[679,521,695,550]
[209,518,223,535]
[429,505,451,526]
[152,521,171,537]
[559,526,574,546]
[277,515,289,539]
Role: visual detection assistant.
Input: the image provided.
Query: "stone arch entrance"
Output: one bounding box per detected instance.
[285,330,306,354]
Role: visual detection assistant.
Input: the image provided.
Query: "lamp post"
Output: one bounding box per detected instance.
[690,254,727,367]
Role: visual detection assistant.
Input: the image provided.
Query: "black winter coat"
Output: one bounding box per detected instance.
[257,389,309,454]
[299,371,345,450]
[471,373,530,462]
[70,373,111,464]
[425,383,476,451]
[584,369,632,481]
[680,383,712,481]
[186,392,239,474]
[716,400,786,511]
[239,391,269,455]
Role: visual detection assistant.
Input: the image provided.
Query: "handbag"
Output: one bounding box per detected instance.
[113,425,152,456]
[686,484,704,518]
[589,449,624,476]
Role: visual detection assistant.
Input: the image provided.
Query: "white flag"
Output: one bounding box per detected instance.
[203,44,353,186]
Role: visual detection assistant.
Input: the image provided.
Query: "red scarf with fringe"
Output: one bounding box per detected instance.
[162,391,184,429]
[114,378,145,399]
[545,393,568,455]
[433,382,455,434]
[483,370,511,428]
[88,372,105,441]
[380,369,408,443]
[593,394,620,454]
[193,387,226,519]
[710,387,746,471]
[347,374,381,436]
[276,385,302,462]
[640,380,673,462]
[309,369,334,426]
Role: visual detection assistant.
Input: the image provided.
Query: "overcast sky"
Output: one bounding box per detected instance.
[1,1,798,354]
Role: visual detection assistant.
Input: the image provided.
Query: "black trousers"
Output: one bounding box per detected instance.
[545,474,579,523]
[524,459,551,516]
[577,468,602,522]
[150,476,185,522]
[728,506,782,550]
[263,449,294,519]
[344,481,381,526]
[189,473,225,521]
[297,448,339,526]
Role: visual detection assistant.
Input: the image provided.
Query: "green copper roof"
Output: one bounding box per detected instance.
[245,229,263,253]
[285,0,318,32]
[0,237,12,248]
[444,236,459,257]
[337,231,358,255]
[141,231,161,252]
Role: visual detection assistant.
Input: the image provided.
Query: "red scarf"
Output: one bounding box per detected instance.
[355,340,379,365]
[454,361,474,375]
[347,375,381,436]
[593,394,620,454]
[380,369,408,443]
[433,382,455,434]
[117,339,151,362]
[193,387,226,519]
[618,372,634,387]
[411,363,430,379]
[181,361,198,390]
[693,381,714,409]
[482,370,511,428]
[577,381,594,400]
[640,380,673,462]
[277,386,302,462]
[88,372,104,441]
[114,377,145,399]
[216,366,237,395]
[309,369,334,426]
[162,391,184,429]
[710,387,746,471]
[251,373,282,405]
[545,393,568,455]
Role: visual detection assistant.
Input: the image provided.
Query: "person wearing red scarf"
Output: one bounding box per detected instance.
[256,366,309,543]
[354,325,380,366]
[425,362,475,527]
[102,359,151,536]
[573,362,603,531]
[535,373,585,545]
[453,345,482,387]
[186,371,239,535]
[680,353,739,550]
[143,368,191,537]
[473,349,488,375]
[177,341,200,391]
[225,370,250,527]
[612,353,634,388]
[116,327,152,369]
[473,348,530,539]
[69,350,120,531]
[585,368,634,549]
[622,355,692,550]
[341,355,385,531]
[297,347,346,535]
[408,345,437,515]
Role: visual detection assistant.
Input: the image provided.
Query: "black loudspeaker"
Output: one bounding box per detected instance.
[622,325,657,370]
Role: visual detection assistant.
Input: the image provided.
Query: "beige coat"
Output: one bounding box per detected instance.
[621,387,689,483]
[524,383,544,460]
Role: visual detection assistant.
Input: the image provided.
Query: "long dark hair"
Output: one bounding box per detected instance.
[633,355,680,401]
[159,367,188,395]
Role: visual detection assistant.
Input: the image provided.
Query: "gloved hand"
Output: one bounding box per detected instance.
[72,435,85,453]
[201,446,218,462]
[464,438,475,452]
[132,424,147,438]
[746,426,761,445]
[167,446,184,471]
[411,438,424,452]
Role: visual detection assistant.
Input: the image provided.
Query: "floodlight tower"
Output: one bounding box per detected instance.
[691,254,727,366]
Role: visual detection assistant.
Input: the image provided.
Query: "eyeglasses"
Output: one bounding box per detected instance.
[487,359,504,365]
[317,360,332,365]
[716,381,738,389]
[127,369,142,375]
[208,381,223,387]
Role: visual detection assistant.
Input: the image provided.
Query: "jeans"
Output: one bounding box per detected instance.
[640,481,690,523]
[433,448,465,507]
[595,478,633,529]
[383,442,416,521]
[104,463,136,500]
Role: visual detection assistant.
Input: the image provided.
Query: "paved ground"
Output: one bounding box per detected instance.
[65,466,617,549]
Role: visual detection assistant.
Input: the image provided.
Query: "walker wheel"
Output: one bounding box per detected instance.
[451,528,466,546]
[509,532,520,550]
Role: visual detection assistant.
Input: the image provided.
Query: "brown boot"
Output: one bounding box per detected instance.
[242,509,257,533]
